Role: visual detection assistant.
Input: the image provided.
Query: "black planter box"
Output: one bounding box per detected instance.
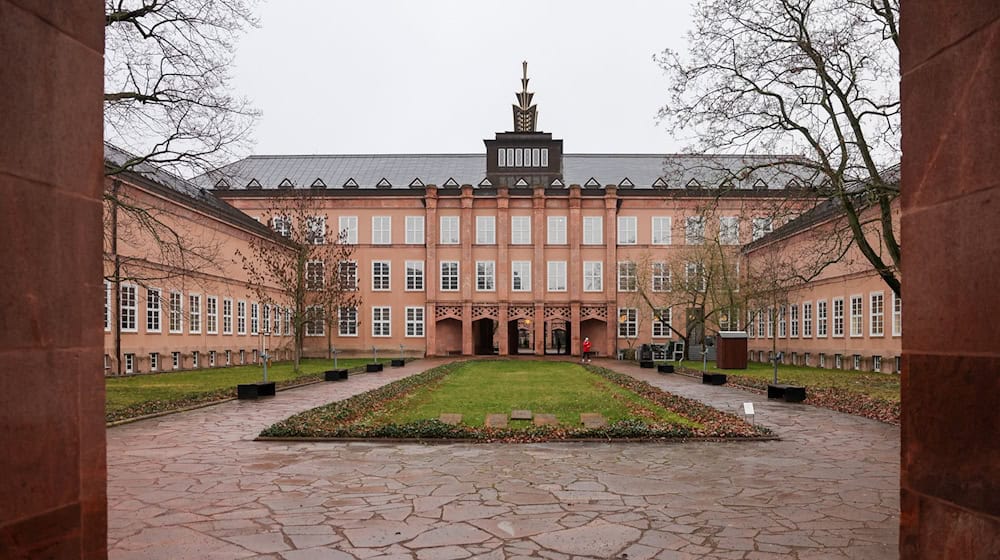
[237,381,276,399]
[390,359,405,367]
[325,369,349,381]
[767,384,806,402]
[658,364,674,374]
[366,363,383,373]
[639,360,655,368]
[701,373,727,385]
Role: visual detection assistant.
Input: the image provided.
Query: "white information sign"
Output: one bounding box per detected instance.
[743,402,755,416]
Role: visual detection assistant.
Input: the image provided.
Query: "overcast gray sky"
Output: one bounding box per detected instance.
[232,1,695,155]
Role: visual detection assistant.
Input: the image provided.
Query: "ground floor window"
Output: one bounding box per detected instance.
[339,306,358,336]
[617,308,637,338]
[651,308,671,338]
[853,354,861,370]
[305,306,325,336]
[372,306,391,337]
[149,352,158,371]
[192,351,199,368]
[804,352,811,366]
[172,351,180,369]
[819,353,826,368]
[895,356,901,373]
[209,351,216,367]
[239,349,246,364]
[125,353,135,374]
[406,306,424,337]
[873,355,882,371]
[835,353,843,369]
[225,350,232,366]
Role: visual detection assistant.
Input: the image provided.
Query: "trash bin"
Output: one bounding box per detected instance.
[639,344,653,361]
[716,331,749,369]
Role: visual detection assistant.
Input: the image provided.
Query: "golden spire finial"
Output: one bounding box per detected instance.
[513,61,537,132]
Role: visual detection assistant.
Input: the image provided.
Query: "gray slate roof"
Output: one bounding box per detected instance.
[199,153,816,191]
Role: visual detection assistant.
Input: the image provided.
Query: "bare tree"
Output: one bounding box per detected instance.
[658,0,901,296]
[237,195,361,372]
[742,243,804,382]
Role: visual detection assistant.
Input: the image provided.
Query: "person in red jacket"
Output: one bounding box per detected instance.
[582,337,592,363]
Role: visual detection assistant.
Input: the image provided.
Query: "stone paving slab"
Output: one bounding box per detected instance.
[438,414,462,426]
[484,414,508,428]
[510,409,532,420]
[107,357,900,559]
[580,413,608,428]
[533,414,558,426]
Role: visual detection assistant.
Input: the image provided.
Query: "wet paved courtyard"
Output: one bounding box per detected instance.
[107,359,900,559]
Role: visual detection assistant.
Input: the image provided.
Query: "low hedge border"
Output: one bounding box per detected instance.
[259,361,774,442]
[674,366,900,426]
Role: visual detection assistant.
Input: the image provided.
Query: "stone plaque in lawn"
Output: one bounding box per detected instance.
[485,414,508,428]
[533,414,559,426]
[439,413,463,426]
[580,413,608,429]
[511,409,532,420]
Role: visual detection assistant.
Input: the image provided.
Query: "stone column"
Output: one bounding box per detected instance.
[534,303,546,356]
[604,186,619,358]
[424,187,439,356]
[532,189,546,355]
[462,302,473,356]
[498,303,509,356]
[460,186,474,355]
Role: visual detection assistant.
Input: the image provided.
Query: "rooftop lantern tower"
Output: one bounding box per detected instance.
[485,62,563,188]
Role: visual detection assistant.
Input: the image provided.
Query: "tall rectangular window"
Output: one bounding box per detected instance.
[817,300,828,337]
[778,305,787,337]
[440,261,459,291]
[284,308,291,336]
[189,294,201,334]
[832,297,845,337]
[476,261,495,291]
[146,288,161,333]
[498,148,506,167]
[652,308,672,338]
[338,306,358,336]
[752,217,773,241]
[583,261,602,292]
[222,298,233,335]
[372,216,391,245]
[439,216,459,244]
[850,295,863,337]
[205,296,219,334]
[272,305,281,336]
[870,292,885,336]
[338,216,358,244]
[150,352,159,371]
[306,260,325,290]
[802,302,813,337]
[719,216,740,245]
[339,260,358,291]
[104,281,112,332]
[237,300,247,335]
[372,306,391,337]
[617,262,637,292]
[372,260,391,291]
[262,305,270,334]
[250,302,258,335]
[685,262,706,292]
[892,293,902,336]
[547,261,567,292]
[405,306,425,337]
[476,216,495,244]
[120,283,137,332]
[547,216,567,244]
[757,309,765,338]
[271,215,291,238]
[405,216,424,244]
[405,261,424,291]
[511,261,531,291]
[169,291,183,333]
[618,308,638,338]
[583,216,603,244]
[306,216,326,244]
[790,304,799,337]
[305,306,324,336]
[617,216,637,245]
[510,216,531,244]
[652,217,672,245]
[124,353,135,373]
[651,262,671,292]
[767,307,775,338]
[747,310,756,338]
[685,216,705,244]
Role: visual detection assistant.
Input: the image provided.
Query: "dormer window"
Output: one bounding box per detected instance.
[497,147,549,168]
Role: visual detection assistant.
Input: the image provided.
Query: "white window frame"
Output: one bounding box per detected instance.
[651,262,671,292]
[719,216,740,245]
[189,294,201,334]
[250,302,258,335]
[790,304,799,337]
[124,353,135,374]
[372,216,392,245]
[222,298,233,335]
[262,305,270,334]
[476,261,495,291]
[617,216,637,245]
[870,292,885,336]
[172,351,181,370]
[892,293,902,336]
[850,295,863,337]
[618,308,638,338]
[405,306,425,337]
[752,217,773,241]
[338,306,358,336]
[802,302,813,338]
[778,305,787,338]
[149,352,158,372]
[873,355,882,372]
[168,291,183,334]
[547,216,567,245]
[832,297,845,338]
[405,215,425,244]
[306,260,325,290]
[338,215,358,244]
[685,216,705,245]
[104,280,112,332]
[339,260,358,291]
[583,216,603,245]
[652,308,672,338]
[237,300,247,335]
[685,262,707,292]
[652,216,672,245]
[405,261,424,291]
[617,261,637,292]
[372,260,391,291]
[510,216,531,245]
[271,215,291,238]
[767,307,775,338]
[476,216,496,244]
[583,261,603,292]
[305,305,324,337]
[547,261,567,292]
[225,350,231,366]
[272,304,281,336]
[817,299,828,338]
[372,306,391,337]
[440,261,460,291]
[439,215,459,244]
[192,350,199,368]
[511,261,531,292]
[146,288,161,333]
[306,216,326,245]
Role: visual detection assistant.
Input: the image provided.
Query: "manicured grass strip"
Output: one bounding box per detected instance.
[105,358,372,422]
[260,360,773,441]
[673,361,900,425]
[373,360,697,428]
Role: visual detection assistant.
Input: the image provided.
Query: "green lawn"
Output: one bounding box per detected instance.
[675,360,900,402]
[106,358,371,414]
[370,360,697,428]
